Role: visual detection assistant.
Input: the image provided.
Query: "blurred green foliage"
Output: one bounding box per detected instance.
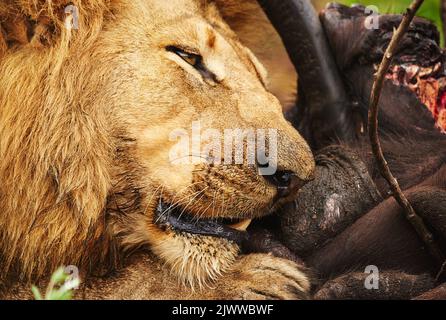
[338,0,443,45]
[32,267,79,300]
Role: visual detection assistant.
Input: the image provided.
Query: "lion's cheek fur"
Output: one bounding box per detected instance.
[109,195,240,289]
[147,224,239,288]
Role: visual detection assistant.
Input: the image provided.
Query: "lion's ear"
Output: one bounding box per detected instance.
[0,1,113,58]
[0,17,59,59]
[0,15,31,53]
[0,3,62,56]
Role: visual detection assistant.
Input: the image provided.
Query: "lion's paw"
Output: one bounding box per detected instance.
[212,254,311,300]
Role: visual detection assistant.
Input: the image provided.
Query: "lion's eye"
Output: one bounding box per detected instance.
[166,46,202,68]
[166,46,217,83]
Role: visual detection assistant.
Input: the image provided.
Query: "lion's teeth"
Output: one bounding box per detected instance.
[228,219,252,231]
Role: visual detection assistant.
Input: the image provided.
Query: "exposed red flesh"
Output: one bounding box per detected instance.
[386,64,446,133]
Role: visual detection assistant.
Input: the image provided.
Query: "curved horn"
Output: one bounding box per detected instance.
[257,0,354,148]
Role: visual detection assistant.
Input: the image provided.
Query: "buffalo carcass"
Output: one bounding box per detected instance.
[248,2,446,299]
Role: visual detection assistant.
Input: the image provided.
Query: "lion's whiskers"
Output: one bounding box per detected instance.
[177,187,209,221]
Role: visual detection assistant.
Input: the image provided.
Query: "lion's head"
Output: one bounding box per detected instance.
[0,0,314,286]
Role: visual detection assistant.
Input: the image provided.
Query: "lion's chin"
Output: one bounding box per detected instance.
[154,200,252,245]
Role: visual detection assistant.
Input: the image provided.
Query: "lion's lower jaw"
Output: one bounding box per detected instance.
[150,231,239,289]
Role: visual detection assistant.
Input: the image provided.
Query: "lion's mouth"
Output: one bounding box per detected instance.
[154,199,252,244]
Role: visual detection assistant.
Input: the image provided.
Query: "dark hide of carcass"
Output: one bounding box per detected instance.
[413,283,446,300]
[314,272,434,300]
[250,2,446,300]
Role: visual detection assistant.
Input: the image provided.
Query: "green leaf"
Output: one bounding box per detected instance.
[46,289,73,301]
[31,286,43,300]
[31,266,79,300]
[50,267,68,284]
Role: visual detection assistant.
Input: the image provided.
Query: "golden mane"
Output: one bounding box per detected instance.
[0,0,118,280]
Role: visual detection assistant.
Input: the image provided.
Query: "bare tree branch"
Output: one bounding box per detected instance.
[368,0,445,269]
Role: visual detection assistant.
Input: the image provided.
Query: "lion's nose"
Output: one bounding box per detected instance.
[263,170,311,198]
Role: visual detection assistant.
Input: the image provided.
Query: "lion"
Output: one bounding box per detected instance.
[0,0,315,299]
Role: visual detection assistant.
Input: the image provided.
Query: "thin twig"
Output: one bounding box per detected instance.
[436,260,446,283]
[368,0,445,269]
